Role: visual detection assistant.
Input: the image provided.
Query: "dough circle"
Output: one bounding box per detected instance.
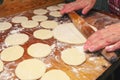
[32,15,48,22]
[15,59,46,80]
[33,29,53,40]
[49,11,62,17]
[0,60,4,72]
[41,69,70,80]
[40,20,58,29]
[12,16,28,23]
[27,43,51,58]
[61,47,86,65]
[0,45,24,61]
[21,20,39,28]
[5,33,29,46]
[53,23,86,44]
[33,9,48,15]
[47,6,61,11]
[0,22,12,31]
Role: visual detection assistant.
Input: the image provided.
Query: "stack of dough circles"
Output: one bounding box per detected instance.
[0,60,4,72]
[27,43,51,58]
[46,5,61,11]
[33,29,53,40]
[11,16,28,23]
[33,8,48,15]
[49,11,62,17]
[0,45,24,61]
[21,20,39,28]
[41,69,70,80]
[61,47,86,65]
[40,20,58,29]
[32,15,48,22]
[53,23,86,44]
[15,59,46,80]
[0,22,12,31]
[5,33,29,46]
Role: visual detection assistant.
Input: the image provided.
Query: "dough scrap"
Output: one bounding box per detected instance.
[0,60,4,72]
[32,15,48,22]
[33,9,48,15]
[0,22,12,31]
[61,47,86,65]
[49,11,62,17]
[33,29,53,40]
[40,20,58,29]
[41,69,70,80]
[0,45,24,61]
[21,20,39,28]
[15,59,46,80]
[47,6,61,11]
[5,33,29,46]
[27,43,51,58]
[12,16,28,23]
[53,23,86,44]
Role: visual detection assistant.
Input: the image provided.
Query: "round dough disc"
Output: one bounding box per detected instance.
[5,33,29,46]
[47,6,61,11]
[0,22,12,31]
[61,47,86,65]
[27,43,51,58]
[33,29,53,40]
[32,15,48,22]
[33,9,48,15]
[12,16,28,23]
[0,60,4,72]
[15,59,46,80]
[41,69,70,80]
[40,21,58,29]
[49,11,62,17]
[21,20,39,28]
[0,46,24,61]
[53,23,86,44]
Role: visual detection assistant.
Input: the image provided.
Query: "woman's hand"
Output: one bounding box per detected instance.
[84,23,120,52]
[60,0,96,14]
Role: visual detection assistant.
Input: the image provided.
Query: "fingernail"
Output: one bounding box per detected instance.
[89,46,95,52]
[105,46,113,52]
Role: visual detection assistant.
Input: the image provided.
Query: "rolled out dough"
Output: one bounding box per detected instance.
[49,11,62,17]
[47,6,61,11]
[32,15,48,22]
[33,9,48,15]
[0,22,12,31]
[0,60,4,72]
[12,16,28,23]
[15,59,46,80]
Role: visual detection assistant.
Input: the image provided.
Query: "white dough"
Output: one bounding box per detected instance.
[53,23,86,44]
[21,20,39,28]
[0,60,4,72]
[47,6,61,11]
[33,29,53,40]
[49,11,62,17]
[0,22,12,31]
[5,33,29,46]
[41,69,70,80]
[33,8,48,15]
[61,47,86,65]
[15,59,46,80]
[27,43,51,58]
[12,16,28,23]
[40,20,58,29]
[32,15,48,22]
[0,46,24,61]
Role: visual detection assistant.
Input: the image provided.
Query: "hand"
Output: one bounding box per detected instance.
[84,23,120,52]
[60,0,96,14]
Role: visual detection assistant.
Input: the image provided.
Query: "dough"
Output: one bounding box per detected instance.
[32,15,48,22]
[0,60,4,72]
[40,20,58,29]
[47,6,61,11]
[33,8,48,15]
[49,11,62,17]
[15,59,46,80]
[0,46,24,61]
[33,29,53,40]
[0,22,12,31]
[61,47,86,65]
[27,43,51,58]
[53,23,86,44]
[5,33,29,46]
[57,3,65,7]
[41,69,70,80]
[21,20,39,28]
[12,16,28,23]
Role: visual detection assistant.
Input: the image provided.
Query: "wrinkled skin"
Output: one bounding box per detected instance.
[84,23,120,52]
[60,0,96,14]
